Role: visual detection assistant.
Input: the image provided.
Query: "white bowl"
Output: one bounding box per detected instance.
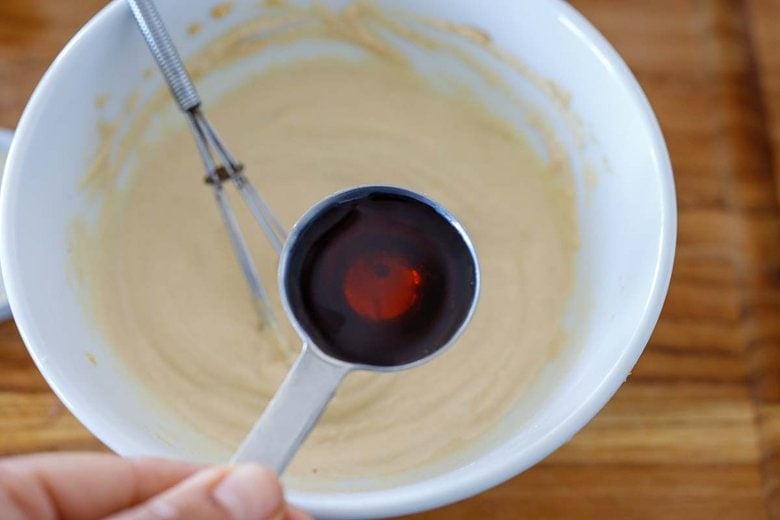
[0,0,675,517]
[0,128,13,320]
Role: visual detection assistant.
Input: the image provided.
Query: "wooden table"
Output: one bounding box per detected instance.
[2,1,779,518]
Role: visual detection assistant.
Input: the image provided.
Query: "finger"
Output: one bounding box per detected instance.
[0,453,201,520]
[286,504,313,520]
[110,464,285,520]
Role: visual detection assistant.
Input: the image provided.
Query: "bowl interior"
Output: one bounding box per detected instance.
[0,0,674,518]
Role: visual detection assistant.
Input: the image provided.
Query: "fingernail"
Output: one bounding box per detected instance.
[212,465,283,520]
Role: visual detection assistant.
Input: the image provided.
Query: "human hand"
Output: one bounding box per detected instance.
[0,453,311,520]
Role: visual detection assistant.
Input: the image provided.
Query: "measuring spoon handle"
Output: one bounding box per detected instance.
[231,345,350,473]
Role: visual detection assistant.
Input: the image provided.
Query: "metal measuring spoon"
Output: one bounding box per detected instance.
[232,186,480,473]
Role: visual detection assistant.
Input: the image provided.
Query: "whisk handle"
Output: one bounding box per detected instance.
[127,0,201,111]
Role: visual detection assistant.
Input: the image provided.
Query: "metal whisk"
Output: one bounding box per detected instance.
[127,0,287,333]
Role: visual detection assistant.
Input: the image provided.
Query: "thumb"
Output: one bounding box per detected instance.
[109,464,285,520]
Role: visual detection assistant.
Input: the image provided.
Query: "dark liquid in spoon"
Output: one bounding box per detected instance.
[284,189,478,367]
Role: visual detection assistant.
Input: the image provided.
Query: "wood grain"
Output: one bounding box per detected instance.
[1,0,779,518]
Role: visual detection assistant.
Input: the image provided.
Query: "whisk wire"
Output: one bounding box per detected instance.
[129,0,290,341]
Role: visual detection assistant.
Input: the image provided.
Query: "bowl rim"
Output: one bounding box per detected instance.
[0,0,676,517]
